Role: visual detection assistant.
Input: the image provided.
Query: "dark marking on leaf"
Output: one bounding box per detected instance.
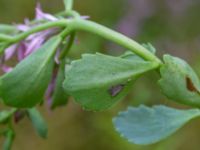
[108,84,124,97]
[186,76,199,93]
[14,110,26,123]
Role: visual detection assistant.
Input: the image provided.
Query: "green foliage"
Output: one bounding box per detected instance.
[1,1,200,149]
[27,108,48,138]
[0,36,62,108]
[142,43,156,54]
[3,129,15,150]
[119,51,145,61]
[0,109,16,124]
[158,55,200,107]
[63,52,157,111]
[113,105,200,145]
[51,60,69,109]
[0,24,17,34]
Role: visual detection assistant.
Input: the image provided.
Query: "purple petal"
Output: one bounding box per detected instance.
[80,15,90,19]
[27,32,41,41]
[25,28,59,56]
[17,42,27,61]
[24,37,45,56]
[2,65,13,73]
[35,3,58,21]
[24,18,30,25]
[55,50,60,64]
[16,24,30,31]
[27,28,58,41]
[15,18,31,31]
[45,72,57,106]
[46,82,54,100]
[4,44,18,60]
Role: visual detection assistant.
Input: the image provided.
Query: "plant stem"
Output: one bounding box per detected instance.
[68,19,162,65]
[0,24,17,34]
[59,31,76,59]
[0,34,13,41]
[64,0,74,12]
[6,18,162,66]
[10,20,69,43]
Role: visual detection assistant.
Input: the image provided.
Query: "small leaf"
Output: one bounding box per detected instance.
[27,108,48,138]
[0,109,16,124]
[120,51,145,62]
[158,55,200,107]
[0,112,10,124]
[142,43,156,54]
[113,105,200,145]
[3,129,15,150]
[51,60,69,109]
[63,52,157,111]
[0,36,62,108]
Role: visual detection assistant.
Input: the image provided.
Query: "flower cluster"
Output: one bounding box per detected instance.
[2,4,59,73]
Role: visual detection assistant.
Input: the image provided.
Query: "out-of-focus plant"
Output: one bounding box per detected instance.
[0,0,200,149]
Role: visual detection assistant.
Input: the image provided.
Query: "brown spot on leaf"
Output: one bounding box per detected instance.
[186,76,199,93]
[108,84,124,97]
[14,110,26,123]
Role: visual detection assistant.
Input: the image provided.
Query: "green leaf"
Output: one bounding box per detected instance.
[63,52,157,111]
[0,109,16,124]
[51,60,69,109]
[142,43,156,54]
[0,111,10,124]
[3,129,15,150]
[120,51,145,62]
[113,105,200,145]
[0,36,62,108]
[27,108,48,138]
[158,55,200,107]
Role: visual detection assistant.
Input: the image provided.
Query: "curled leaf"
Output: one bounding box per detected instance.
[158,55,200,107]
[63,52,157,111]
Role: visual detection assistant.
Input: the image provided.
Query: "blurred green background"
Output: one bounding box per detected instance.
[1,0,200,149]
